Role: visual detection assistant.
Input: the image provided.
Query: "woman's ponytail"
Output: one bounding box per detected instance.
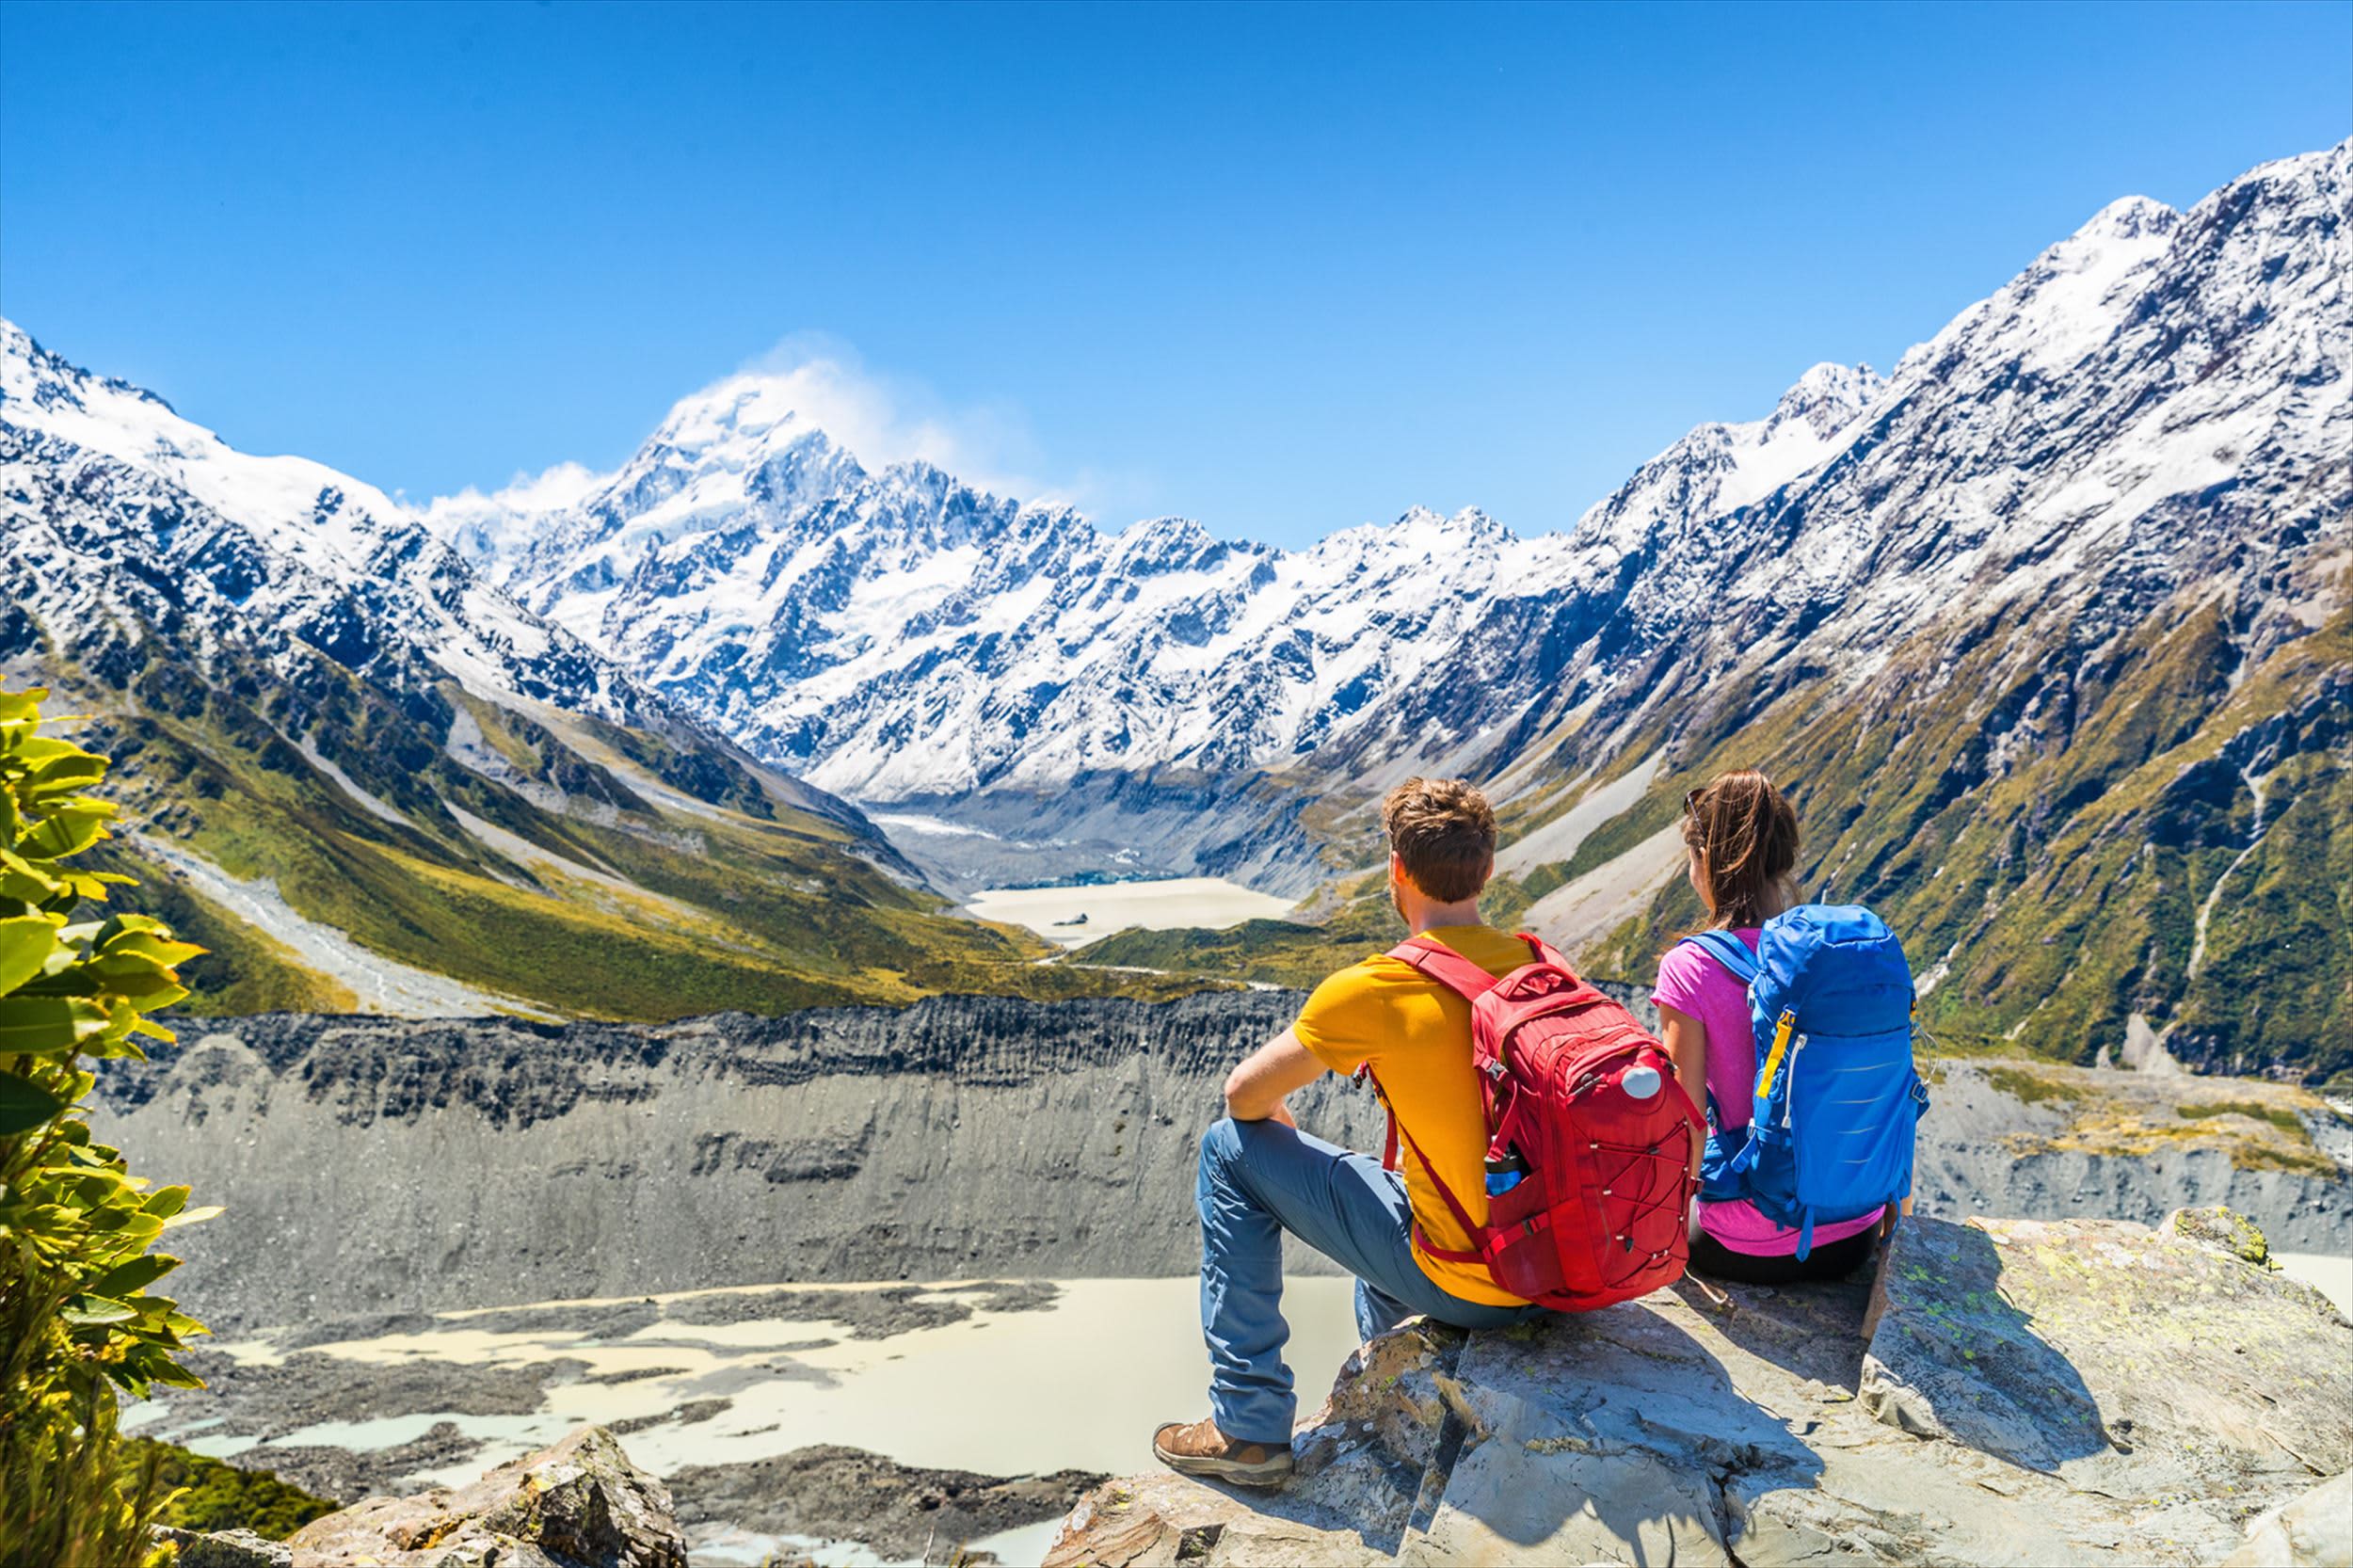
[1682,770,1801,928]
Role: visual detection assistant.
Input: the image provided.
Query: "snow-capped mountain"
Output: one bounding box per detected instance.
[1565,360,1887,559]
[0,320,648,723]
[1356,145,2347,774]
[4,139,2342,1066]
[438,144,2344,839]
[458,393,1597,801]
[0,319,1096,1024]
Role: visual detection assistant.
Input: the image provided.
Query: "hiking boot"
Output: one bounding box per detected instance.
[1151,1416,1294,1487]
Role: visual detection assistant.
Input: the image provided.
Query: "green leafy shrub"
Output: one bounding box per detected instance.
[0,688,214,1566]
[132,1437,336,1538]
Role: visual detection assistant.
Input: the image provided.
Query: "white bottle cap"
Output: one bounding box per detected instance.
[1621,1064,1662,1099]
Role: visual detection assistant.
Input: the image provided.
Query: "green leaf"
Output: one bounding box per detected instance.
[143,1357,209,1391]
[0,994,111,1054]
[63,1294,136,1325]
[0,1069,66,1135]
[92,1253,181,1297]
[96,929,203,968]
[24,752,107,795]
[0,914,57,995]
[161,1205,223,1230]
[21,806,112,860]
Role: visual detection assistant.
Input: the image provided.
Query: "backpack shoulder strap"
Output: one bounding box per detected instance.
[1386,937,1509,1000]
[1515,932,1576,973]
[1679,929,1760,985]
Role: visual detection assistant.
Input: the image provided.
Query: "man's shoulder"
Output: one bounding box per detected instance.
[1306,950,1423,1003]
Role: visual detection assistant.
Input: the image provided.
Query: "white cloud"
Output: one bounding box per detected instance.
[412,335,1160,547]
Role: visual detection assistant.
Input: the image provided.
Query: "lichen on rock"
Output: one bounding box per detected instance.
[2172,1202,2271,1264]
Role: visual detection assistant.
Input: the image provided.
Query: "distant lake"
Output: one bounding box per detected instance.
[966,876,1300,948]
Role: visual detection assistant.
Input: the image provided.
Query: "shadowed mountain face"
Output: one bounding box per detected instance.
[89,1004,2350,1329]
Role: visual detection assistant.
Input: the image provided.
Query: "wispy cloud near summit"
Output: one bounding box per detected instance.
[417,333,1146,534]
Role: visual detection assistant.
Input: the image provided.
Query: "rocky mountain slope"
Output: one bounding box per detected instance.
[1092,148,2350,1083]
[88,1004,2351,1328]
[0,322,1189,1018]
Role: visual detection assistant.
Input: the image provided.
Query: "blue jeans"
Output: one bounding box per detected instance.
[1195,1116,1547,1445]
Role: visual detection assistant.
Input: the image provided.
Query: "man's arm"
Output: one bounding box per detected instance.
[1224,1029,1326,1126]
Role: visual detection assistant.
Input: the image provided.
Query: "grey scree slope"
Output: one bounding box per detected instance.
[89,998,2353,1326]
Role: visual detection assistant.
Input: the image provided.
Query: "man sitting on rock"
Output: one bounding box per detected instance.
[1153,776,1545,1487]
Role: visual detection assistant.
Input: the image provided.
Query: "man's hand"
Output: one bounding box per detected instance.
[1225,1030,1324,1124]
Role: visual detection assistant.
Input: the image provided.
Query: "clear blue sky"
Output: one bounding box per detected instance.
[3,1,2346,545]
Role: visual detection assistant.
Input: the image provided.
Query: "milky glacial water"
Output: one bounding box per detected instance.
[155,1277,1366,1567]
[2275,1251,2352,1316]
[143,1256,2348,1565]
[965,877,1300,948]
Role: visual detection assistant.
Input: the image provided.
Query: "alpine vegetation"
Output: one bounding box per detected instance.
[0,688,214,1565]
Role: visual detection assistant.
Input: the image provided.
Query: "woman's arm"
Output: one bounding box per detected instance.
[1656,1002,1708,1178]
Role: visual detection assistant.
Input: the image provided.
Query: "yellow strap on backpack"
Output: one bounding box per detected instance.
[1754,1009,1798,1105]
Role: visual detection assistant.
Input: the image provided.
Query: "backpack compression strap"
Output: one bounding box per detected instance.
[1374,934,1531,1269]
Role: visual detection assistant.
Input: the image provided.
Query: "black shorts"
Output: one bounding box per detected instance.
[1689,1225,1878,1286]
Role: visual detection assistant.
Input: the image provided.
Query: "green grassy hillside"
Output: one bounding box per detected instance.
[35,640,1207,1020]
[1561,584,2353,1084]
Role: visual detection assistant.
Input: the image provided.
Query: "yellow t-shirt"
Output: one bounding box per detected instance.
[1292,923,1531,1307]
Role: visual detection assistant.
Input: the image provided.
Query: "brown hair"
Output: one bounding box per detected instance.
[1682,769,1801,928]
[1382,776,1497,904]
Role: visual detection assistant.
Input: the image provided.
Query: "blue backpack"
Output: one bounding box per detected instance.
[1680,905,1929,1256]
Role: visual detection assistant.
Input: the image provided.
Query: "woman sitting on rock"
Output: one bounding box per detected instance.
[1652,770,1898,1284]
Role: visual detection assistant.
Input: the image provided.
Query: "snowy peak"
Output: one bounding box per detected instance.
[0,316,638,722]
[418,145,2341,807]
[14,142,2342,826]
[1765,362,1886,440]
[1567,360,1885,556]
[1893,195,2184,387]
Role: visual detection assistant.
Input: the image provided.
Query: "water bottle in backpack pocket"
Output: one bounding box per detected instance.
[1681,906,1929,1258]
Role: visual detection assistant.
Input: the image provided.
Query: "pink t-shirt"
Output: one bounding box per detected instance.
[1652,929,1885,1256]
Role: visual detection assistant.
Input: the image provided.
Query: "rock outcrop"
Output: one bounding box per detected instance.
[1047,1209,2353,1567]
[90,1007,2352,1327]
[668,1444,1104,1563]
[273,1426,684,1567]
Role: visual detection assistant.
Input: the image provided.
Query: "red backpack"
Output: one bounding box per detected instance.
[1364,932,1703,1312]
